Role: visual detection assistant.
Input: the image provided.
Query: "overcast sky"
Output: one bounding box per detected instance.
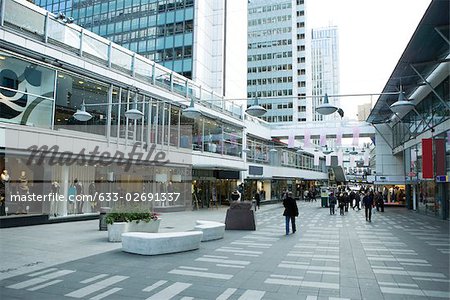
[306,0,432,120]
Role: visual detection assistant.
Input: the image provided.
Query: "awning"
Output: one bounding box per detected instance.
[367,0,450,125]
[192,164,247,171]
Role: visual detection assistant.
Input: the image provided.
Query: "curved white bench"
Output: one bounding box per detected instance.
[122,231,203,255]
[194,220,225,241]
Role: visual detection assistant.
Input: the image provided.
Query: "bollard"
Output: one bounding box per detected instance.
[99,207,111,231]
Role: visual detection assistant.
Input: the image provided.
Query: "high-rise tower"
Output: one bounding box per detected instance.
[35,0,247,98]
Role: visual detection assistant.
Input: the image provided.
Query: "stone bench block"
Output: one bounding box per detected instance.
[122,231,203,255]
[194,220,225,241]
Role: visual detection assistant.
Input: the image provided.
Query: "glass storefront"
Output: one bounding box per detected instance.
[192,169,238,208]
[1,154,192,217]
[404,132,449,219]
[192,117,243,156]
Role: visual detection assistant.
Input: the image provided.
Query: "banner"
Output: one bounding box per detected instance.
[352,127,360,146]
[304,130,311,148]
[288,131,295,148]
[364,152,369,166]
[350,156,356,168]
[336,131,342,146]
[320,133,326,147]
[422,138,433,179]
[338,150,343,166]
[313,152,320,166]
[435,139,446,176]
[326,155,331,166]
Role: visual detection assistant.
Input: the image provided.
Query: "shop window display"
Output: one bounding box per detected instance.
[379,185,406,206]
[418,181,441,217]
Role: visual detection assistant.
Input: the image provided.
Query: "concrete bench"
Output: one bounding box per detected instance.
[194,220,225,241]
[121,231,203,255]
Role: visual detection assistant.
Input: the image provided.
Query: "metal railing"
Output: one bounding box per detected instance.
[0,0,243,119]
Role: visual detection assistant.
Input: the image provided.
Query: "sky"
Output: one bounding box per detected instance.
[306,0,432,120]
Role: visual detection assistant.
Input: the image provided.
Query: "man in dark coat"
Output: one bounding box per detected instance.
[329,192,337,215]
[363,191,374,222]
[283,192,299,235]
[254,191,261,210]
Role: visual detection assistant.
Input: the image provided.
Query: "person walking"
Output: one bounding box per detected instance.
[363,191,374,222]
[329,192,336,215]
[283,191,299,235]
[254,191,261,210]
[349,190,356,210]
[343,192,350,212]
[375,191,384,212]
[338,193,345,215]
[353,191,361,210]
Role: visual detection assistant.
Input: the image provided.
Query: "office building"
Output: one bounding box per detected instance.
[247,0,306,123]
[357,103,371,122]
[311,26,340,122]
[34,0,248,99]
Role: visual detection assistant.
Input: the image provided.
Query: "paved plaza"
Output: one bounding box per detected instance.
[0,202,449,300]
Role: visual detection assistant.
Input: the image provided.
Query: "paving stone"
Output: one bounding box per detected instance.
[0,202,448,299]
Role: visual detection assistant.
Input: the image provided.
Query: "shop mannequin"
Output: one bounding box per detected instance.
[50,180,60,217]
[0,169,9,216]
[1,169,10,182]
[18,171,30,195]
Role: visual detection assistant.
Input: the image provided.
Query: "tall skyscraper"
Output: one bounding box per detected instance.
[311,26,340,121]
[35,0,247,98]
[247,0,307,123]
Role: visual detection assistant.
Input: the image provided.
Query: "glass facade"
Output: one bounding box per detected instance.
[3,0,242,119]
[392,76,449,149]
[0,52,55,128]
[192,117,243,157]
[35,0,195,78]
[405,131,450,219]
[247,0,306,123]
[1,53,197,216]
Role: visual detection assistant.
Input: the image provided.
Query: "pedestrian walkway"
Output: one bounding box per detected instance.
[0,202,449,299]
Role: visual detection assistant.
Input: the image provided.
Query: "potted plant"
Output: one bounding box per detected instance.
[105,210,128,242]
[105,204,160,242]
[125,205,161,233]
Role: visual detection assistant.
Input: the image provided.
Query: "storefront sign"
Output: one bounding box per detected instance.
[422,139,433,179]
[248,166,263,176]
[436,175,449,182]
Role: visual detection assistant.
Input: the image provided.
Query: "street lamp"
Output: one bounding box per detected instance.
[73,100,144,121]
[389,90,415,115]
[73,101,93,121]
[245,97,267,117]
[315,93,339,115]
[182,97,202,119]
[322,146,333,155]
[349,147,358,155]
[124,99,144,119]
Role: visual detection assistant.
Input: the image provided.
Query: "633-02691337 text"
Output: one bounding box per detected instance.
[90,192,180,202]
[8,192,180,203]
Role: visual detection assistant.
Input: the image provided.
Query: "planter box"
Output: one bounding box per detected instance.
[107,222,127,242]
[126,219,161,233]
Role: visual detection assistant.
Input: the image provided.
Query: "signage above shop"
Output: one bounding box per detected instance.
[436,175,449,183]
